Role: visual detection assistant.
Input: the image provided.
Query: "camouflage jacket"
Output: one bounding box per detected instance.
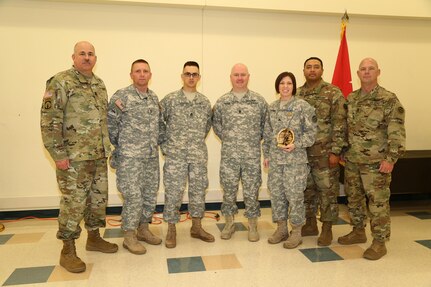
[160,89,212,163]
[213,90,268,159]
[263,98,317,164]
[297,80,347,157]
[345,85,406,164]
[107,85,163,159]
[40,67,111,162]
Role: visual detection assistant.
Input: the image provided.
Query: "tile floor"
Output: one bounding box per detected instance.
[1,203,431,287]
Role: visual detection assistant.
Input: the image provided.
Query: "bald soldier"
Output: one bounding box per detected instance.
[41,41,118,273]
[338,58,406,260]
[213,63,269,242]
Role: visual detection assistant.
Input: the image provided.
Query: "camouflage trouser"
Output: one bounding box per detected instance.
[55,158,108,240]
[304,156,340,222]
[268,162,308,226]
[163,158,208,223]
[116,156,159,231]
[220,156,262,218]
[345,161,391,241]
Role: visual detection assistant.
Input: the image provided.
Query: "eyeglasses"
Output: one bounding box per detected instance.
[183,72,200,78]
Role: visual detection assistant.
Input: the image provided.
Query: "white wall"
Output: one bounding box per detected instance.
[0,0,430,210]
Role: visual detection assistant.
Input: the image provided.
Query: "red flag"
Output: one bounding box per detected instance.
[332,13,352,98]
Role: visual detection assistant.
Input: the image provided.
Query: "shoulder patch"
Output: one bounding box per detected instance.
[398,107,405,114]
[115,99,125,111]
[43,91,53,99]
[312,115,317,123]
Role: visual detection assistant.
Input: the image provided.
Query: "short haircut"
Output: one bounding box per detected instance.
[183,61,200,70]
[131,59,149,72]
[303,57,323,68]
[275,72,297,95]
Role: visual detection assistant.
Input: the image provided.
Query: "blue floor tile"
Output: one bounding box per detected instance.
[415,239,431,249]
[3,266,55,286]
[406,211,431,220]
[167,256,206,274]
[103,228,123,239]
[300,247,344,263]
[0,234,14,245]
[334,217,349,225]
[216,222,247,232]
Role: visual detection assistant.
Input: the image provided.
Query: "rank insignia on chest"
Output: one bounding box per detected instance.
[277,128,295,148]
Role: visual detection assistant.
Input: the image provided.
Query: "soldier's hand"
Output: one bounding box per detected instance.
[379,160,394,174]
[329,153,340,168]
[281,143,295,153]
[55,159,70,170]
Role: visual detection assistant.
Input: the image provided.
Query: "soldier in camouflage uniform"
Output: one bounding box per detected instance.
[160,61,214,248]
[263,71,317,249]
[296,57,347,246]
[108,59,164,255]
[338,58,406,260]
[40,41,118,274]
[213,63,268,242]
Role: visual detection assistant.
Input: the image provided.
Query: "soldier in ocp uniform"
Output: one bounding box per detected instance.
[160,61,214,248]
[263,71,317,249]
[40,41,118,274]
[338,58,406,260]
[213,63,269,242]
[296,57,347,246]
[108,59,164,255]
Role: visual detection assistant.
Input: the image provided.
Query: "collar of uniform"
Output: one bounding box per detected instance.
[300,79,326,95]
[133,86,151,100]
[71,66,94,84]
[228,89,250,101]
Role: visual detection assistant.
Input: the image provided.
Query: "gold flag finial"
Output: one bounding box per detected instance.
[340,10,349,38]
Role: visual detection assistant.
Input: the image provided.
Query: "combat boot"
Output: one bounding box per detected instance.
[165,223,176,248]
[301,217,318,236]
[60,240,86,273]
[268,220,289,244]
[221,215,235,240]
[338,227,367,245]
[317,221,333,246]
[283,224,303,249]
[248,218,260,242]
[123,230,146,255]
[137,223,162,245]
[190,217,215,242]
[86,229,118,253]
[363,239,387,260]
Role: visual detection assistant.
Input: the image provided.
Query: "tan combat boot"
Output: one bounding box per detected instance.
[60,240,86,273]
[191,217,215,242]
[268,220,289,244]
[165,223,176,248]
[283,224,303,249]
[301,217,318,236]
[123,230,146,255]
[248,218,260,242]
[220,215,235,240]
[338,227,367,245]
[137,223,162,245]
[86,229,118,253]
[363,239,387,260]
[317,221,333,246]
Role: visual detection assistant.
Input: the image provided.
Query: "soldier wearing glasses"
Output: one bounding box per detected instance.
[160,61,214,248]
